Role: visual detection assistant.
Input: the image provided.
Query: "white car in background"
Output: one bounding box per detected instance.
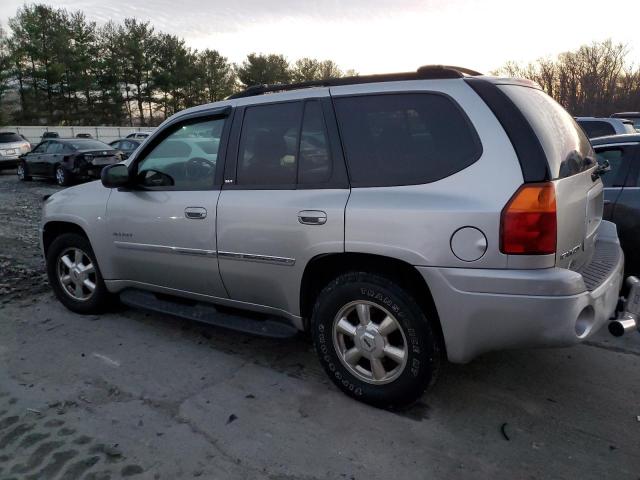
[0,132,31,171]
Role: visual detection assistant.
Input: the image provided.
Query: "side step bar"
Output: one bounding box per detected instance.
[609,276,640,337]
[119,289,298,339]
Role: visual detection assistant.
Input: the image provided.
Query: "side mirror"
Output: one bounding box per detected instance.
[101,163,130,188]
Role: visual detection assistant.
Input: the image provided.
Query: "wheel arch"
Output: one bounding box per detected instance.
[300,252,445,352]
[42,221,90,257]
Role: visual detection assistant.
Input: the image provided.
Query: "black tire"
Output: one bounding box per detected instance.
[46,233,111,314]
[55,165,73,186]
[17,161,32,181]
[311,272,442,408]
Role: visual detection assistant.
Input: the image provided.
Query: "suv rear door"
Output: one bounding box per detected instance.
[216,94,349,316]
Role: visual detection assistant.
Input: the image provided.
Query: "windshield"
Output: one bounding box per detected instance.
[68,139,114,150]
[0,132,24,143]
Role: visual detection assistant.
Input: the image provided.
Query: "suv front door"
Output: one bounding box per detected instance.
[104,111,231,298]
[216,95,350,317]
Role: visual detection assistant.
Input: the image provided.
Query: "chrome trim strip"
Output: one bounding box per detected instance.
[594,142,640,148]
[114,241,217,257]
[218,250,295,266]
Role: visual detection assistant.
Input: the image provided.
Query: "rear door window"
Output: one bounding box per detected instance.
[332,93,482,187]
[237,102,303,186]
[595,147,632,188]
[299,101,332,184]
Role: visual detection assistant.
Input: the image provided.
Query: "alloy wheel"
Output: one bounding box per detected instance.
[56,247,97,301]
[332,300,408,385]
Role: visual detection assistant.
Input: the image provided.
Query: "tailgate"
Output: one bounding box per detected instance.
[554,169,603,270]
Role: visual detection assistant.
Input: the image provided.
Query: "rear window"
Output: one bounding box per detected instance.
[68,139,114,150]
[499,85,596,179]
[0,132,23,143]
[333,93,482,187]
[577,120,616,138]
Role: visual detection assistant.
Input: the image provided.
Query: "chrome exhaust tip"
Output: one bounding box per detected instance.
[608,315,638,337]
[609,276,640,337]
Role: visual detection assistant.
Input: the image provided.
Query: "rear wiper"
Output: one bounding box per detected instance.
[592,160,610,181]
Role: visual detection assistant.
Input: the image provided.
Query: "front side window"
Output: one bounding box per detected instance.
[46,142,63,154]
[32,142,48,154]
[237,102,302,186]
[595,147,631,188]
[333,93,482,187]
[136,117,225,189]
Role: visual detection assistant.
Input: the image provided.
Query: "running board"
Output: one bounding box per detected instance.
[119,289,298,338]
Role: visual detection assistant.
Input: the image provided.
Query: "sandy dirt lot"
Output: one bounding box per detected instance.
[1,171,639,479]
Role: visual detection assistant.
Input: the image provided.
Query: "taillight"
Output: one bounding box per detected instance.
[500,183,556,255]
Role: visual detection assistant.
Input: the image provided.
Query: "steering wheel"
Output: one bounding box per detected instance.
[185,157,215,180]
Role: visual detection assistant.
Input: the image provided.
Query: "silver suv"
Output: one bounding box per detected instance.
[41,66,624,407]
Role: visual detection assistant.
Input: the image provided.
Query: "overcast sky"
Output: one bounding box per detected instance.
[1,0,639,74]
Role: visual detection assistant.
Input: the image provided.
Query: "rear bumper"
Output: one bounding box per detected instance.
[0,156,19,168]
[72,163,112,179]
[419,220,624,363]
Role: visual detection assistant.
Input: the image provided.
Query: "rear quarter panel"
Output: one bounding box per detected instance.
[339,80,524,268]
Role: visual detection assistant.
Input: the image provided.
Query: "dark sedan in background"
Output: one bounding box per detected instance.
[593,134,640,275]
[109,138,141,159]
[17,138,121,186]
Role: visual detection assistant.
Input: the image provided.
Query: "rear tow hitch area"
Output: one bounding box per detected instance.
[609,276,640,337]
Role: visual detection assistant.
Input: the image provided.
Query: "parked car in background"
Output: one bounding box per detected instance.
[576,117,636,138]
[76,133,93,138]
[610,112,640,132]
[108,138,141,160]
[18,138,121,186]
[42,131,60,140]
[592,133,640,275]
[0,132,32,170]
[40,66,625,407]
[126,132,151,139]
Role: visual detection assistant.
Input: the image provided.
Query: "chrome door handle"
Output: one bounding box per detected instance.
[298,210,327,225]
[185,207,207,219]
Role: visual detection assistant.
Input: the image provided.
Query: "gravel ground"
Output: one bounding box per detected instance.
[1,171,640,479]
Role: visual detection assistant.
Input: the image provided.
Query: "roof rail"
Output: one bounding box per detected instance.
[227,65,483,99]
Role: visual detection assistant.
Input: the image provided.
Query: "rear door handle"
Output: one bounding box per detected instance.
[185,207,207,219]
[298,210,327,225]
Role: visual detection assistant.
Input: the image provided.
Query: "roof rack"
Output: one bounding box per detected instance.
[227,65,483,99]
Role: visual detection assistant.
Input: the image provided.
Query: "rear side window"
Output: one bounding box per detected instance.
[499,86,596,179]
[578,120,616,139]
[333,93,482,187]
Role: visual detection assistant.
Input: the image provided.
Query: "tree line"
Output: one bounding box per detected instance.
[0,4,355,126]
[1,4,638,127]
[495,40,640,117]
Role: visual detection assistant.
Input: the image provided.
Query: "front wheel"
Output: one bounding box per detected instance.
[17,161,32,181]
[311,272,442,408]
[46,233,111,314]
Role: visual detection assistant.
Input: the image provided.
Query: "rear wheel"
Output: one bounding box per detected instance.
[55,165,72,186]
[17,161,32,181]
[47,233,111,314]
[311,272,441,408]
